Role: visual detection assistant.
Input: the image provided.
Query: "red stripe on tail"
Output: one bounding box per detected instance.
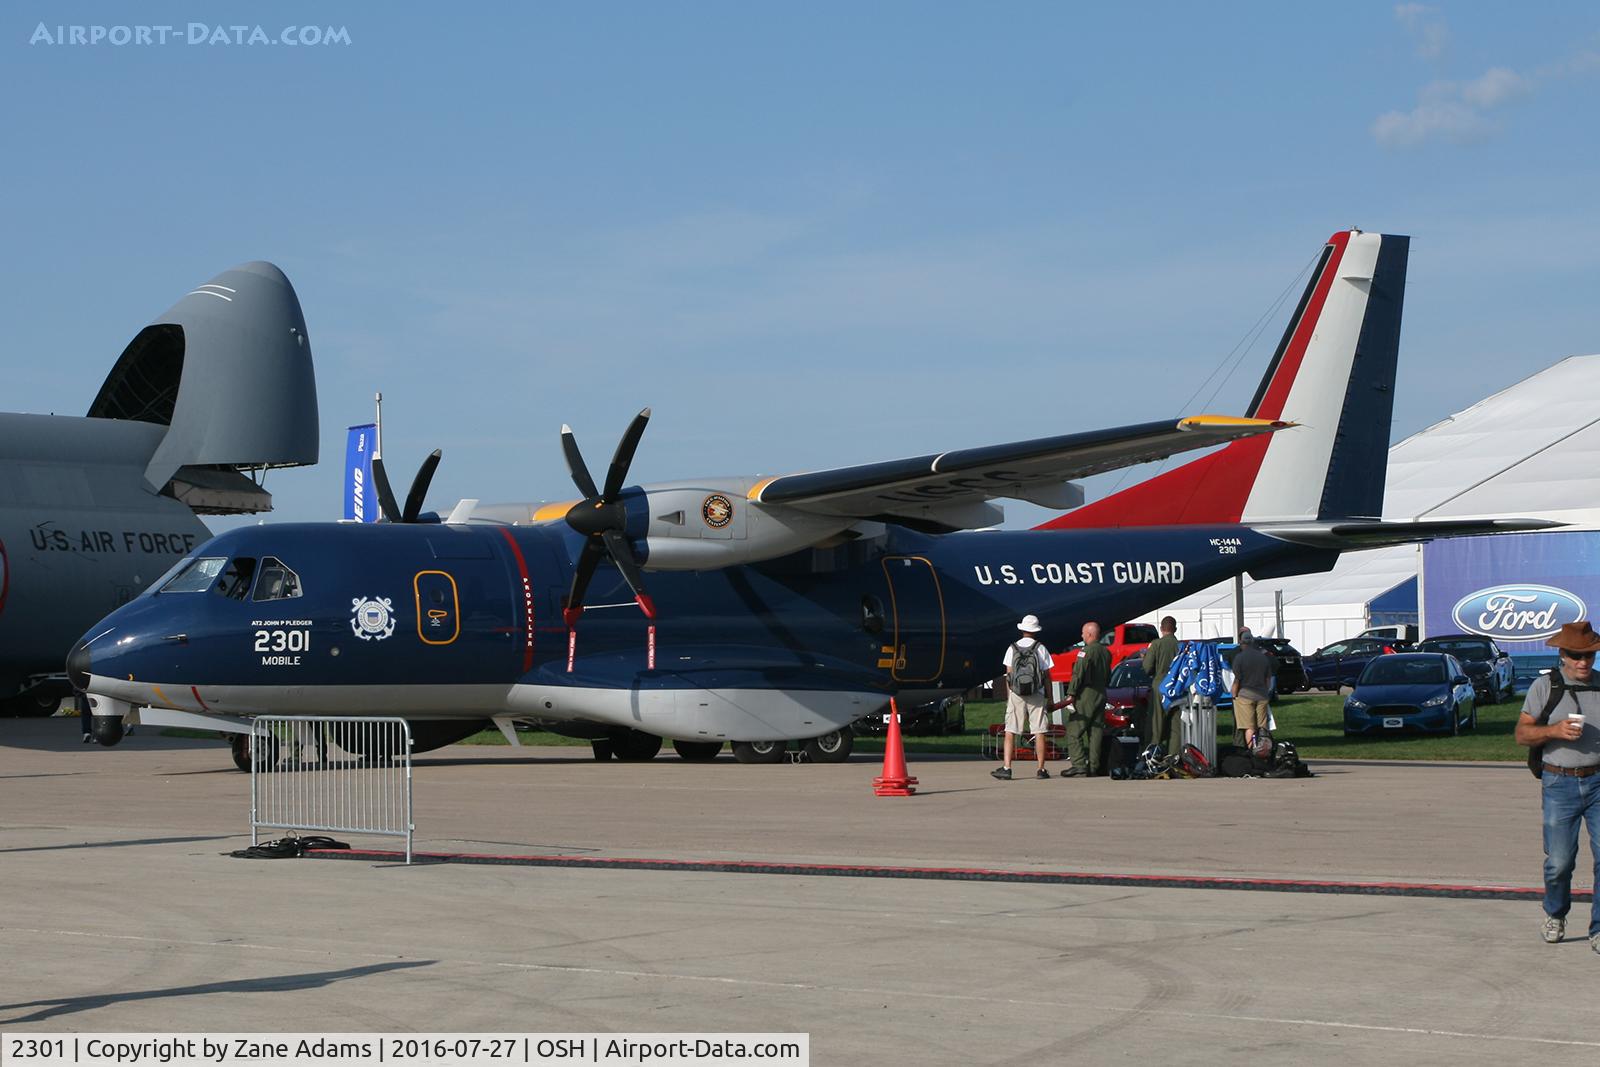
[1037,231,1349,531]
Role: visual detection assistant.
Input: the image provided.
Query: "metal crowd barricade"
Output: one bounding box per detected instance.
[1178,695,1217,766]
[249,716,414,863]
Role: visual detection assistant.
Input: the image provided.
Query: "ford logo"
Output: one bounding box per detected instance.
[1452,584,1587,641]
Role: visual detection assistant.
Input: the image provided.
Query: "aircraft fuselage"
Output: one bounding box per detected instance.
[74,519,1316,742]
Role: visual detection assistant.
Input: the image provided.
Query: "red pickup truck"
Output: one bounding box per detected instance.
[1050,622,1160,684]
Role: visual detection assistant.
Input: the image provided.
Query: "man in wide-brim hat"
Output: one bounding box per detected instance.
[1515,621,1600,953]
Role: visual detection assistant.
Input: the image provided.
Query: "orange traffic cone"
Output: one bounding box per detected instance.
[873,697,919,796]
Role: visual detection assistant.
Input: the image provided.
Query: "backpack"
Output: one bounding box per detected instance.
[1268,740,1312,779]
[1217,747,1270,777]
[1177,743,1214,779]
[1010,643,1043,697]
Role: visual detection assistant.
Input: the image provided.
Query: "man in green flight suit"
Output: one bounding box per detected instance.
[1066,620,1111,777]
[1141,616,1181,753]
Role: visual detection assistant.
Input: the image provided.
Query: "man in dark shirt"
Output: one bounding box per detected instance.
[1230,629,1275,750]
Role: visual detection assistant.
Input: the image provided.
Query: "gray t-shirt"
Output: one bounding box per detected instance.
[1521,671,1600,769]
[1231,645,1274,703]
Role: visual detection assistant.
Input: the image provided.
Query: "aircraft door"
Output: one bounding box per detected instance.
[880,555,946,683]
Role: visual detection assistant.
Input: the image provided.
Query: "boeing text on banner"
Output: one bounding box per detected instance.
[344,424,377,524]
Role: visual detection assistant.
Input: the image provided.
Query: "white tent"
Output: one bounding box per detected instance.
[1143,354,1600,650]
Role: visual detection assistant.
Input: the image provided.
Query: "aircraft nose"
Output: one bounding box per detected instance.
[66,640,91,691]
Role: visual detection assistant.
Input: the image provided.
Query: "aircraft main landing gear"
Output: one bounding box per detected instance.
[730,740,787,764]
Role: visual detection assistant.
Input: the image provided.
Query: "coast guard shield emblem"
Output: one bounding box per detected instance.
[350,595,396,641]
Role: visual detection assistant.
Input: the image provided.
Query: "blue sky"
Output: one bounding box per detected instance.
[6,3,1598,529]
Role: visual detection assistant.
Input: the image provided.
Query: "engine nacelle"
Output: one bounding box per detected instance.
[630,481,857,571]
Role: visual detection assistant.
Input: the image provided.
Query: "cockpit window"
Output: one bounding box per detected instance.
[214,557,257,600]
[252,557,303,602]
[160,556,228,593]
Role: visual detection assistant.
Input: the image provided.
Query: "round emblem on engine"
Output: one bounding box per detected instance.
[350,595,396,641]
[701,494,733,529]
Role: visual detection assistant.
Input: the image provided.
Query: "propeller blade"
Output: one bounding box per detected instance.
[602,407,651,501]
[561,424,600,500]
[602,529,655,619]
[401,449,443,523]
[370,455,403,523]
[563,538,605,629]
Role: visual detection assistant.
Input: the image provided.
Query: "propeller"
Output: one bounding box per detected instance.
[371,449,442,523]
[560,408,655,627]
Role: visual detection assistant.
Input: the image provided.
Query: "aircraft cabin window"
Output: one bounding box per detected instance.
[160,556,228,594]
[252,557,303,602]
[214,558,257,600]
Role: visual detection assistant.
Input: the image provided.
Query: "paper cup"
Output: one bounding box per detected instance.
[1569,714,1586,729]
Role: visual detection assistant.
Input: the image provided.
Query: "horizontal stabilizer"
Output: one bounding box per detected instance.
[1263,517,1564,549]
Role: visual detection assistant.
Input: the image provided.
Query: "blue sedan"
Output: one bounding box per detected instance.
[1343,653,1477,736]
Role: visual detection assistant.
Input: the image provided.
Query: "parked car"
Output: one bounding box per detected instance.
[1103,658,1154,725]
[1342,653,1477,735]
[1050,622,1160,684]
[1357,624,1418,644]
[1416,634,1515,703]
[1254,637,1308,692]
[1303,637,1401,690]
[854,692,965,737]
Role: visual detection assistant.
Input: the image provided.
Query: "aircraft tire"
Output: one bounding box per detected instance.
[591,740,614,761]
[672,740,723,761]
[802,730,853,763]
[611,730,662,762]
[731,740,786,764]
[229,733,279,773]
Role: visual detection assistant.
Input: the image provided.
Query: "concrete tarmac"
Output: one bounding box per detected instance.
[2,720,1597,1064]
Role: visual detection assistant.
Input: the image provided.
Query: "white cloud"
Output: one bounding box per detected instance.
[1459,66,1530,107]
[1395,3,1449,60]
[1375,21,1599,149]
[1372,67,1533,146]
[1372,96,1492,147]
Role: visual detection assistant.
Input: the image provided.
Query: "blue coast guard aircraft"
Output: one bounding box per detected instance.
[69,231,1553,767]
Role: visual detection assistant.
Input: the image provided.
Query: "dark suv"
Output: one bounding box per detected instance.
[1255,637,1308,692]
[853,692,966,737]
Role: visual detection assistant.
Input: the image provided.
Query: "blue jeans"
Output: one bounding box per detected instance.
[1541,770,1600,937]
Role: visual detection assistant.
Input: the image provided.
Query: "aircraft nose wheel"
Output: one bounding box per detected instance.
[229,733,280,773]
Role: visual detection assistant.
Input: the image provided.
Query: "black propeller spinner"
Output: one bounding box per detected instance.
[371,449,442,524]
[560,408,655,628]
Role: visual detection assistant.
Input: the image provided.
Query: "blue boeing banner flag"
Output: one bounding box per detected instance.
[343,423,377,522]
[1161,640,1222,709]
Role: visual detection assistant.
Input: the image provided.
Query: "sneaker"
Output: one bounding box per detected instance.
[1592,934,1599,955]
[1035,768,1050,779]
[1061,766,1087,778]
[990,766,1012,781]
[1543,915,1566,944]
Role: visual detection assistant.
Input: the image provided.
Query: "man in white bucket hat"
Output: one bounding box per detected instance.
[994,614,1053,780]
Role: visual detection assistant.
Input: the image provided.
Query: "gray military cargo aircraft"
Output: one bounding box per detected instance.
[0,262,318,715]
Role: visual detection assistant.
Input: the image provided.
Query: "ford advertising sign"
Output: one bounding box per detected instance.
[1424,532,1600,651]
[1451,584,1586,641]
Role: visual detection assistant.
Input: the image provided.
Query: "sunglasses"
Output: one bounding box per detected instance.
[1561,649,1597,661]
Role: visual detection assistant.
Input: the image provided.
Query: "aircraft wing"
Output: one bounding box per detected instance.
[749,415,1289,528]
